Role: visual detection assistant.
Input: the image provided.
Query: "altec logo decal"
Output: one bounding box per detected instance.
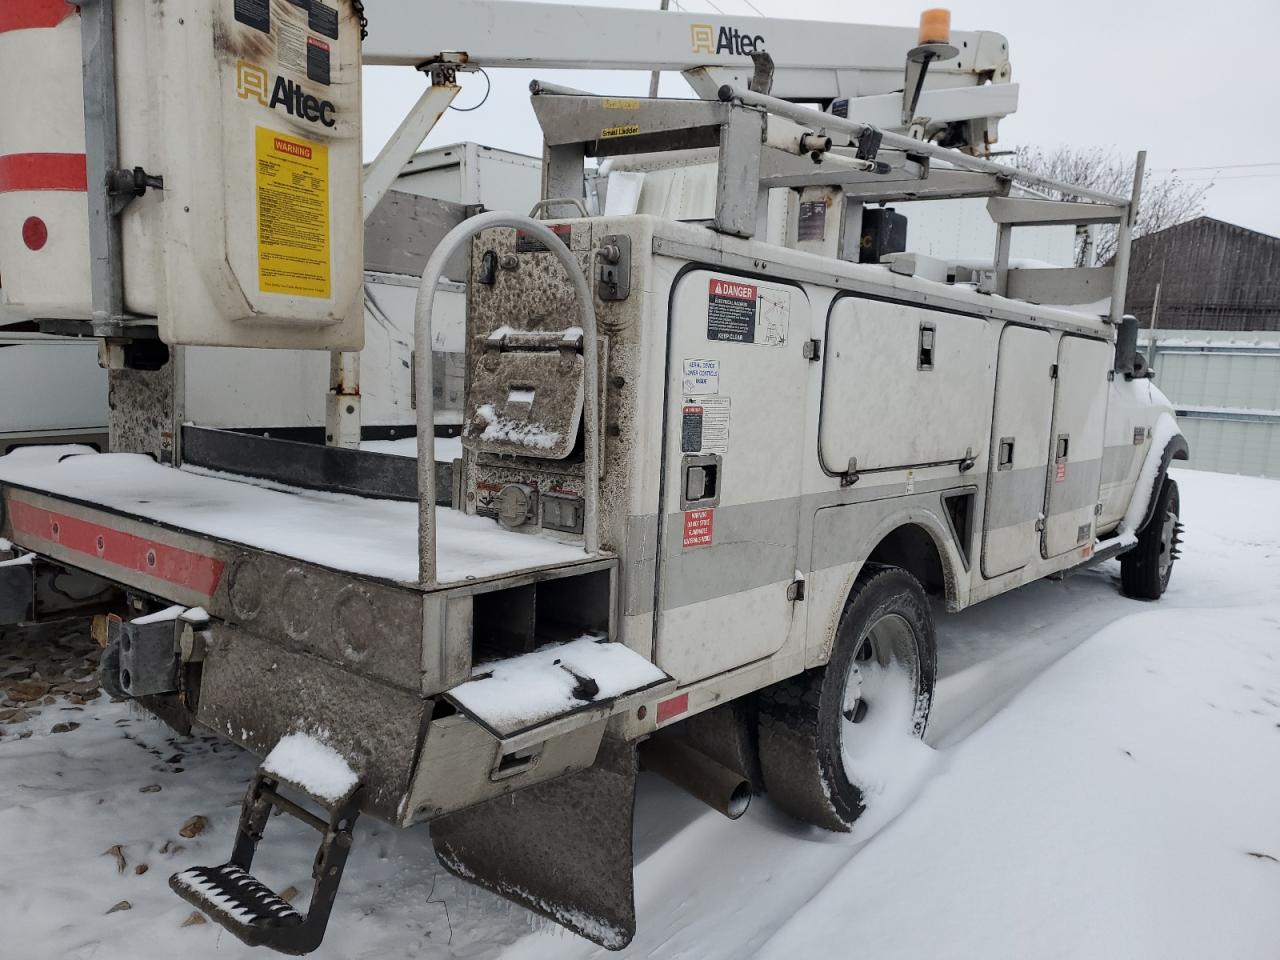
[690,23,766,55]
[236,60,336,128]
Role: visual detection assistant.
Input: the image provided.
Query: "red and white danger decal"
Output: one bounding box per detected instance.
[1055,462,1067,483]
[707,278,758,343]
[683,509,714,549]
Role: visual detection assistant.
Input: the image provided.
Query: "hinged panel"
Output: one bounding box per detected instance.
[464,350,584,460]
[1042,335,1113,558]
[982,325,1055,578]
[821,297,994,474]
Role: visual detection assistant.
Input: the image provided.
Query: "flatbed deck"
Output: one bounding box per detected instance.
[0,446,585,585]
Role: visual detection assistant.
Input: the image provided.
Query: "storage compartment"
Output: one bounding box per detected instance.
[820,297,995,475]
[472,567,611,663]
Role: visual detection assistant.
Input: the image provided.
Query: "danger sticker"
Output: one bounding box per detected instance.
[1055,462,1067,483]
[681,404,704,453]
[683,509,714,549]
[707,279,757,342]
[681,396,730,454]
[706,278,789,346]
[516,223,571,253]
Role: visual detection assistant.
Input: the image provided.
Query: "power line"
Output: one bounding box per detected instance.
[739,0,767,15]
[1153,161,1280,174]
[1178,172,1280,183]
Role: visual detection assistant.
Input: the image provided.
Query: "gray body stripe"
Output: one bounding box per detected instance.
[1101,443,1139,484]
[985,463,1051,530]
[624,447,1139,616]
[1045,457,1104,514]
[658,501,800,611]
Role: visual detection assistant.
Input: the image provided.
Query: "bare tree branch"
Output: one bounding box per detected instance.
[1013,147,1208,266]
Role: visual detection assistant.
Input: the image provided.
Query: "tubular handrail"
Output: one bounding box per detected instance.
[412,212,601,588]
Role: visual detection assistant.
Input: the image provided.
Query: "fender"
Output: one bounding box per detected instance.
[1135,433,1190,535]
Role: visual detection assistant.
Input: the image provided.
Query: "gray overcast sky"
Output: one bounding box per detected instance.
[361,0,1280,237]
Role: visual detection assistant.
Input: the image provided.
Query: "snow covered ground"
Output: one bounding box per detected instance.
[1,468,1277,960]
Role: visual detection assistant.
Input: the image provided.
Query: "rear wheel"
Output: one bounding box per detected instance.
[756,563,936,832]
[1120,477,1181,600]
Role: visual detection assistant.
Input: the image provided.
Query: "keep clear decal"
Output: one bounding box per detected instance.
[706,278,789,346]
[683,509,714,549]
[255,126,331,298]
[681,397,730,454]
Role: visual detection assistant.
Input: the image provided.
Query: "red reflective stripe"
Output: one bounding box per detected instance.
[0,0,76,33]
[656,693,689,724]
[0,153,87,193]
[7,500,225,597]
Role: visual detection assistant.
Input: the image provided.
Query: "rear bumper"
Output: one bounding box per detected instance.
[3,480,666,827]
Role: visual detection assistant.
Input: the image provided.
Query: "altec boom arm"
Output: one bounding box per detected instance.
[357,1,1019,218]
[360,0,1015,105]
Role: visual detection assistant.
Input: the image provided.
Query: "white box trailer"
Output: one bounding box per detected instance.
[0,187,468,452]
[0,2,1189,954]
[0,331,107,453]
[393,142,542,212]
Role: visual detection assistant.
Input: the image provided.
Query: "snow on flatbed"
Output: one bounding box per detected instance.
[0,447,585,584]
[2,468,1278,959]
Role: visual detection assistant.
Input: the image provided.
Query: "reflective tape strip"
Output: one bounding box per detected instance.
[7,500,226,597]
[0,153,88,193]
[656,692,689,724]
[0,0,77,33]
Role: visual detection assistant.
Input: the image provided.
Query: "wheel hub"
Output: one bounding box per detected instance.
[1158,508,1180,579]
[839,613,920,785]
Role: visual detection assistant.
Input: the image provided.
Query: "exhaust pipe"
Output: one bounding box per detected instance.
[639,737,752,819]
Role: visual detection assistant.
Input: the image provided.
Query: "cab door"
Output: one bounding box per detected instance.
[653,271,810,685]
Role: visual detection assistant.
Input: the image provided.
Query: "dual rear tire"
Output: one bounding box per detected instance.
[756,563,936,832]
[759,477,1182,832]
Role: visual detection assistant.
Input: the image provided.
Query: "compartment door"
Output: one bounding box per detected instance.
[1041,336,1113,558]
[654,272,810,685]
[982,325,1055,578]
[820,298,992,473]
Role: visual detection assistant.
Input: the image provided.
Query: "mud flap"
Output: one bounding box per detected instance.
[431,735,638,950]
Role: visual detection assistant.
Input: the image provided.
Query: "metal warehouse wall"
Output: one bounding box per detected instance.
[1141,331,1280,479]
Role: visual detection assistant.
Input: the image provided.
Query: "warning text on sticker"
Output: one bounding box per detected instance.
[683,509,714,549]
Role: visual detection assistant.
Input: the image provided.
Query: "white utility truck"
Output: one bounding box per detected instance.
[0,1,1186,953]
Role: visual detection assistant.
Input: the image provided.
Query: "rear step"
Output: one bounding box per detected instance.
[170,772,362,955]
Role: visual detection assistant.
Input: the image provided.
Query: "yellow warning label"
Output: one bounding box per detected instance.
[603,98,641,110]
[600,124,641,139]
[255,126,330,298]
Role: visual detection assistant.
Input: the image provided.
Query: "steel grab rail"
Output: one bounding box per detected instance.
[412,212,601,587]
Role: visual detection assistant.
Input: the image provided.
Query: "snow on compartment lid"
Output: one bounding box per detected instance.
[447,637,670,740]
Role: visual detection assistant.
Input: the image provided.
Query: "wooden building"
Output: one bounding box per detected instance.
[1126,217,1280,332]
